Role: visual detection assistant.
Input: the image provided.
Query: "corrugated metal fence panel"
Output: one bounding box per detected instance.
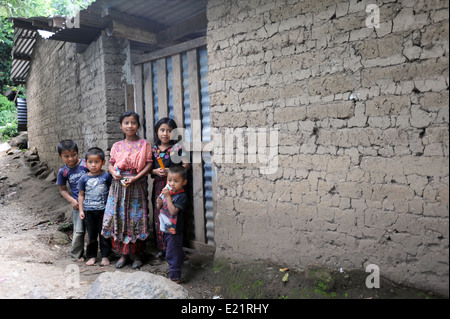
[142,44,213,247]
[152,60,159,122]
[203,153,214,245]
[198,46,214,245]
[16,98,27,132]
[182,52,191,140]
[166,56,174,120]
[199,47,211,142]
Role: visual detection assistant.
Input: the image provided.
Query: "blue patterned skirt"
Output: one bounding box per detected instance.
[102,172,149,253]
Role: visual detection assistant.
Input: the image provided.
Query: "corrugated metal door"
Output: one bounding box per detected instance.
[134,38,214,250]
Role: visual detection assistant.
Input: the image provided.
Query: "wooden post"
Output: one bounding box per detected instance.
[172,53,184,129]
[134,64,145,138]
[143,62,155,232]
[143,62,155,143]
[157,58,168,119]
[125,84,134,112]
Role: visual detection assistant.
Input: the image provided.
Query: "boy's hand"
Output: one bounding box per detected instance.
[161,187,171,198]
[71,198,79,210]
[79,211,85,220]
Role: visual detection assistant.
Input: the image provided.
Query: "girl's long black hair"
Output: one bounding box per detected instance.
[154,117,178,146]
[119,111,141,139]
[119,111,141,128]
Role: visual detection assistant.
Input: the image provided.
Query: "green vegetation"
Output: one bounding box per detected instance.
[0,0,94,18]
[210,259,442,299]
[212,259,266,299]
[0,93,17,141]
[0,1,95,141]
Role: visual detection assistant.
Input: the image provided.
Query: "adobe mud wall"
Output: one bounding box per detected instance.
[207,0,449,295]
[26,35,128,172]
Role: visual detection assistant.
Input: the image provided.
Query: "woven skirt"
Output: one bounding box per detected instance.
[102,173,149,254]
[152,176,167,252]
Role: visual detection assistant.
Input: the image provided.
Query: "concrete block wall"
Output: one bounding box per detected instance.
[207,0,449,295]
[26,35,129,172]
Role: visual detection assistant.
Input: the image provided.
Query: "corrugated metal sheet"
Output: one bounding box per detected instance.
[48,0,207,46]
[152,60,159,122]
[10,0,207,84]
[203,153,214,245]
[146,45,213,246]
[10,28,37,83]
[198,46,214,245]
[16,98,27,132]
[167,56,174,120]
[111,0,206,26]
[199,47,210,142]
[182,52,191,138]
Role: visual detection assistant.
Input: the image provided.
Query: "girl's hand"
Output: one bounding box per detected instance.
[156,197,163,210]
[112,171,121,181]
[124,176,136,185]
[79,211,85,220]
[154,168,167,177]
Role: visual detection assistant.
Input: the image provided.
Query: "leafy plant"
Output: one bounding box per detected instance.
[0,93,17,141]
[0,120,18,141]
[1,1,95,93]
[0,0,94,18]
[0,93,14,112]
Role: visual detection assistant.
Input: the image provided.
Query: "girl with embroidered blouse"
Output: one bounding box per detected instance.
[151,117,190,258]
[102,111,153,269]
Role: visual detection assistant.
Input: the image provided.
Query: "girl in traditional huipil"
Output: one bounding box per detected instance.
[151,117,190,259]
[102,111,152,269]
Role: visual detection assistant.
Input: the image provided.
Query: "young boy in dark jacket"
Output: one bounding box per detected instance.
[156,165,188,283]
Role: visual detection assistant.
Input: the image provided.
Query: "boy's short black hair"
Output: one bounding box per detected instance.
[85,147,105,161]
[58,140,78,155]
[168,165,187,180]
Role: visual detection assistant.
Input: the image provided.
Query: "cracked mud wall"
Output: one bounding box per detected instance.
[207,0,449,296]
[26,35,129,172]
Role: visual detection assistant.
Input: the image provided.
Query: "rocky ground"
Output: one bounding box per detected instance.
[0,142,217,299]
[0,141,446,299]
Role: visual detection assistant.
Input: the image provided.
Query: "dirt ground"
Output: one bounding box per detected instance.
[0,144,446,299]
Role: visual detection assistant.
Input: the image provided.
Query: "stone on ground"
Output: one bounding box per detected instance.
[85,271,191,299]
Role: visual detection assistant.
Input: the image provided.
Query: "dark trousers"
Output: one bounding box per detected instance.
[85,210,111,259]
[163,233,184,280]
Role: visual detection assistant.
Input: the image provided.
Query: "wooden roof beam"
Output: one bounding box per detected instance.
[105,20,157,45]
[101,8,164,32]
[156,11,207,46]
[12,54,32,61]
[13,19,56,32]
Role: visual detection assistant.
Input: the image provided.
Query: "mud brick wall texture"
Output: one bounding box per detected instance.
[26,35,128,172]
[207,0,449,295]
